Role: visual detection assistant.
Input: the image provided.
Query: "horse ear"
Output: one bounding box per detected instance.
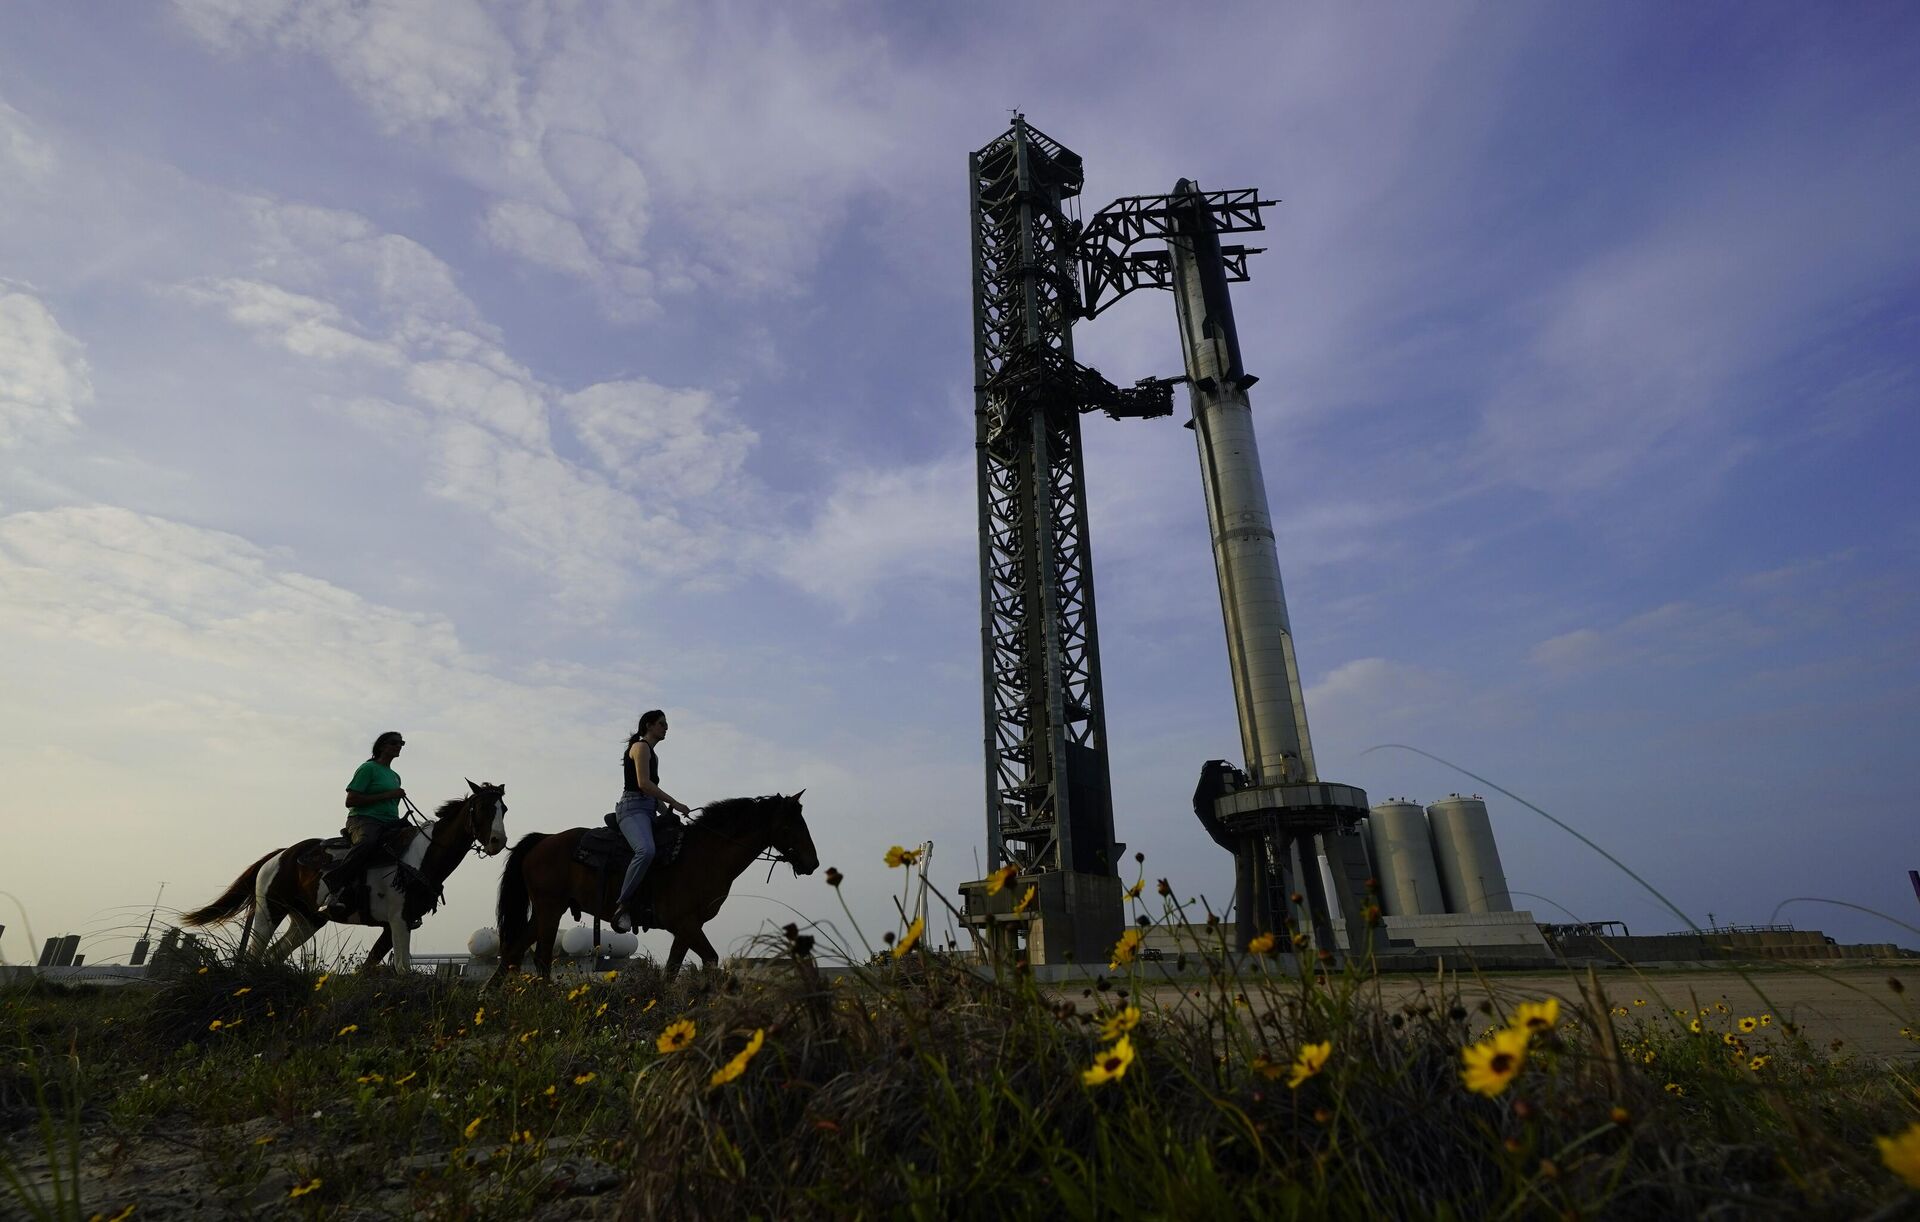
[792,788,806,801]
[467,778,480,793]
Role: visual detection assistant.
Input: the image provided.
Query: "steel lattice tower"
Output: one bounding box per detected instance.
[963,117,1141,964]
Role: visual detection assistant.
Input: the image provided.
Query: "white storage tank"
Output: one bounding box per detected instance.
[1366,799,1446,917]
[467,927,500,962]
[1427,794,1512,913]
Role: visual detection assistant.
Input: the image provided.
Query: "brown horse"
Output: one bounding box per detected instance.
[488,791,818,984]
[182,781,509,972]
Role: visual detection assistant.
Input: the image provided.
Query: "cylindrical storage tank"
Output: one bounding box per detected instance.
[559,926,595,958]
[1365,800,1446,916]
[1427,795,1512,913]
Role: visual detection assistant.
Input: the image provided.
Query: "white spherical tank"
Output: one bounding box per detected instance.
[1426,795,1512,913]
[1365,800,1445,917]
[559,925,595,957]
[604,931,639,958]
[468,927,500,962]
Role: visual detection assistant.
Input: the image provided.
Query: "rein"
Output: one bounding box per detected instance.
[407,793,495,866]
[675,805,791,868]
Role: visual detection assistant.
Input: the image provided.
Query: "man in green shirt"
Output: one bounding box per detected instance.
[323,732,410,918]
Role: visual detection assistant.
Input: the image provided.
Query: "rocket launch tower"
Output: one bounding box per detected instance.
[960,118,1383,965]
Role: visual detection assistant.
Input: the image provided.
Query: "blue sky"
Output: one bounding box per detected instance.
[2,2,1916,965]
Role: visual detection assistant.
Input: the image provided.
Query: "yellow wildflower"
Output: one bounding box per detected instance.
[1098,1006,1140,1041]
[197,967,208,975]
[1288,1041,1332,1090]
[595,1002,608,1018]
[463,1116,483,1140]
[336,1024,358,1037]
[1665,1082,1684,1096]
[884,845,922,868]
[543,1085,556,1098]
[1877,1121,1920,1189]
[1759,1014,1772,1027]
[1290,932,1309,948]
[208,1019,224,1032]
[709,1029,767,1087]
[1251,1054,1286,1080]
[1247,932,1276,955]
[1748,1055,1770,1071]
[641,998,658,1013]
[1123,878,1145,901]
[892,916,925,958]
[313,973,328,991]
[519,1029,537,1044]
[1688,1018,1703,1034]
[1509,998,1559,1035]
[232,986,252,996]
[1081,1035,1135,1086]
[289,1177,322,1198]
[1013,885,1037,915]
[603,969,618,982]
[658,1019,696,1053]
[253,1135,276,1146]
[393,1072,417,1087]
[1460,1028,1529,1097]
[473,1007,485,1026]
[984,864,1018,896]
[567,984,589,1001]
[1738,1016,1757,1033]
[1632,998,1646,1007]
[1109,927,1143,971]
[574,1072,596,1085]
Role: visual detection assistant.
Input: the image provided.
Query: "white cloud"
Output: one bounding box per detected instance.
[176,277,402,366]
[1527,601,1774,678]
[406,358,552,449]
[0,99,56,183]
[0,289,91,448]
[170,0,916,302]
[481,200,598,278]
[561,380,755,500]
[775,456,975,616]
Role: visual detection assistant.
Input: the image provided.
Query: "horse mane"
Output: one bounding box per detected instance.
[431,784,498,822]
[689,794,787,836]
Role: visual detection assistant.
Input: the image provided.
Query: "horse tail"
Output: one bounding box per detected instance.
[180,847,279,926]
[496,832,548,946]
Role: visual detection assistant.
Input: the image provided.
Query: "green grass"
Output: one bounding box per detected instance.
[5,872,1920,1219]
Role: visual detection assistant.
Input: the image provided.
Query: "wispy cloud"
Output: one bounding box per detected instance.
[0,286,90,449]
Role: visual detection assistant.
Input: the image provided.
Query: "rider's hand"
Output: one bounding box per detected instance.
[393,788,407,800]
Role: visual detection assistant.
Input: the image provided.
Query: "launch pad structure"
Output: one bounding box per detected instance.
[958,117,1383,966]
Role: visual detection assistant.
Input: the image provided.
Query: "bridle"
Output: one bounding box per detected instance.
[404,791,503,861]
[677,803,810,873]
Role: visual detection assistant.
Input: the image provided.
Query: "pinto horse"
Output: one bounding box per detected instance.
[182,781,508,972]
[488,791,818,984]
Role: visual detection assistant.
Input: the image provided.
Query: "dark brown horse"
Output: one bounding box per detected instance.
[182,782,509,972]
[488,791,817,983]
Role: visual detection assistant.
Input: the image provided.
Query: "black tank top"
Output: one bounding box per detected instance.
[622,742,660,793]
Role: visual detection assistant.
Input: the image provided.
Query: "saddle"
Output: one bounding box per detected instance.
[310,825,442,927]
[569,812,686,927]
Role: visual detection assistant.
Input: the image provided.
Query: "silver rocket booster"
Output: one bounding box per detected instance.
[1167,180,1317,789]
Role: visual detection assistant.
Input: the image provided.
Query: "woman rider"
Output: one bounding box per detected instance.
[615,709,692,930]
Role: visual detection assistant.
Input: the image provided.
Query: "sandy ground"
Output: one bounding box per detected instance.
[1135,963,1920,1060]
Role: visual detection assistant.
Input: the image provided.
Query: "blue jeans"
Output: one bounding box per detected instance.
[615,793,657,906]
